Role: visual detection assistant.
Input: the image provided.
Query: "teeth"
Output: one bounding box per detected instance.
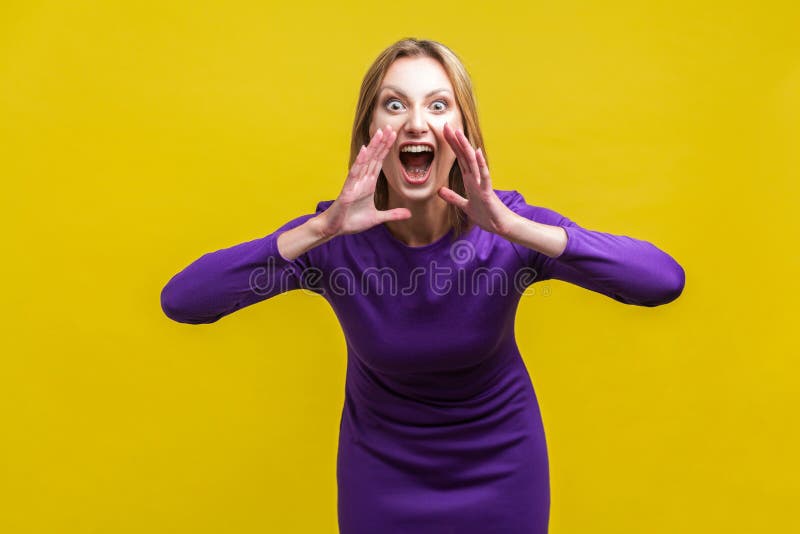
[406,167,428,179]
[400,145,433,153]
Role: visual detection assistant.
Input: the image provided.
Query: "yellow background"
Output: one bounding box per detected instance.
[2,1,798,532]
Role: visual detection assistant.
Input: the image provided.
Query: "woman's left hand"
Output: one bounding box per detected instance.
[438,122,518,237]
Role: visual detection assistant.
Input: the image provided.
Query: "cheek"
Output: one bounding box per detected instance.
[433,113,463,163]
[441,107,462,126]
[435,132,457,162]
[438,149,457,173]
[372,109,402,129]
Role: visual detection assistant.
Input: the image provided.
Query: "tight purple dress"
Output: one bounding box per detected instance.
[160,189,685,533]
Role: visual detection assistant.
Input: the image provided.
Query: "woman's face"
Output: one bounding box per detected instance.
[369,56,464,205]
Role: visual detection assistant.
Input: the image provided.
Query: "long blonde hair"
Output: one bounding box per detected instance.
[349,38,487,239]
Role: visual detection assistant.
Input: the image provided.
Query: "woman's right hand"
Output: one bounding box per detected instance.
[316,125,411,238]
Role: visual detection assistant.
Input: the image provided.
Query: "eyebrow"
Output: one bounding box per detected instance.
[379,85,452,98]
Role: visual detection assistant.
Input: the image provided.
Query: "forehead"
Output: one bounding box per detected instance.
[379,56,453,93]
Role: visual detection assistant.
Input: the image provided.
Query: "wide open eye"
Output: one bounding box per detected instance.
[431,100,448,112]
[385,98,405,112]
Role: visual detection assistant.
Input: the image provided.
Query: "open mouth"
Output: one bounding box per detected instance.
[398,144,435,184]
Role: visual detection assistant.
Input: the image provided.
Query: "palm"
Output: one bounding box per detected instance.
[438,122,516,236]
[322,125,411,237]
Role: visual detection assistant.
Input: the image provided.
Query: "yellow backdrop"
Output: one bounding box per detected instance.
[2,1,798,532]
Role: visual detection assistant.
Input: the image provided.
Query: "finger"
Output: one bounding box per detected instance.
[366,127,395,181]
[447,124,479,189]
[443,122,465,162]
[454,128,482,190]
[359,128,384,174]
[380,207,412,222]
[345,145,368,188]
[367,126,384,151]
[438,186,469,210]
[347,125,392,189]
[369,125,393,163]
[376,126,396,162]
[363,127,395,185]
[475,147,492,191]
[353,128,389,182]
[363,151,382,183]
[356,144,368,163]
[365,127,393,175]
[352,144,367,168]
[443,123,470,181]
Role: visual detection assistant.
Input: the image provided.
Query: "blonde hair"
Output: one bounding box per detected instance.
[349,38,487,239]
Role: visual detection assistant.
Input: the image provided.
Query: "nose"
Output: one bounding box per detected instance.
[403,105,429,136]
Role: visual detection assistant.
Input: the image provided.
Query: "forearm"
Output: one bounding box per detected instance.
[162,211,326,324]
[538,224,685,306]
[276,214,334,261]
[501,211,569,259]
[496,190,684,306]
[161,232,294,324]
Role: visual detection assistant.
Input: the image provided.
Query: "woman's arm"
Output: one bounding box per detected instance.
[503,191,685,307]
[160,125,407,324]
[277,215,333,261]
[503,213,569,259]
[160,210,331,325]
[436,125,684,307]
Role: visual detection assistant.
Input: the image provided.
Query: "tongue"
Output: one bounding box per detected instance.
[401,152,433,168]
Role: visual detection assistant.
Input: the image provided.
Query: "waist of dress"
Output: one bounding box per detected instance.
[344,348,534,428]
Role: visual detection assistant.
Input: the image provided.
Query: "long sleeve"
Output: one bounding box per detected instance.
[503,190,685,307]
[160,208,327,324]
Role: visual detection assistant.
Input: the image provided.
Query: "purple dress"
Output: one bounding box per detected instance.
[160,189,685,533]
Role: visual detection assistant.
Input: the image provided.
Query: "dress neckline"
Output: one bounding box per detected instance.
[378,221,480,251]
[379,222,456,251]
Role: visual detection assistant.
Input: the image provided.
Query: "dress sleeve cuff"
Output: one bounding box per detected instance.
[262,230,295,269]
[552,224,578,260]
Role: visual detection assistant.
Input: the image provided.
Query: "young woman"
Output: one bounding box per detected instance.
[161,38,685,534]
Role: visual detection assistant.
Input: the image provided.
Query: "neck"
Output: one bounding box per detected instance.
[384,193,452,247]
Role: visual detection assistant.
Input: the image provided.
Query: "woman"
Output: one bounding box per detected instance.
[161,38,685,533]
